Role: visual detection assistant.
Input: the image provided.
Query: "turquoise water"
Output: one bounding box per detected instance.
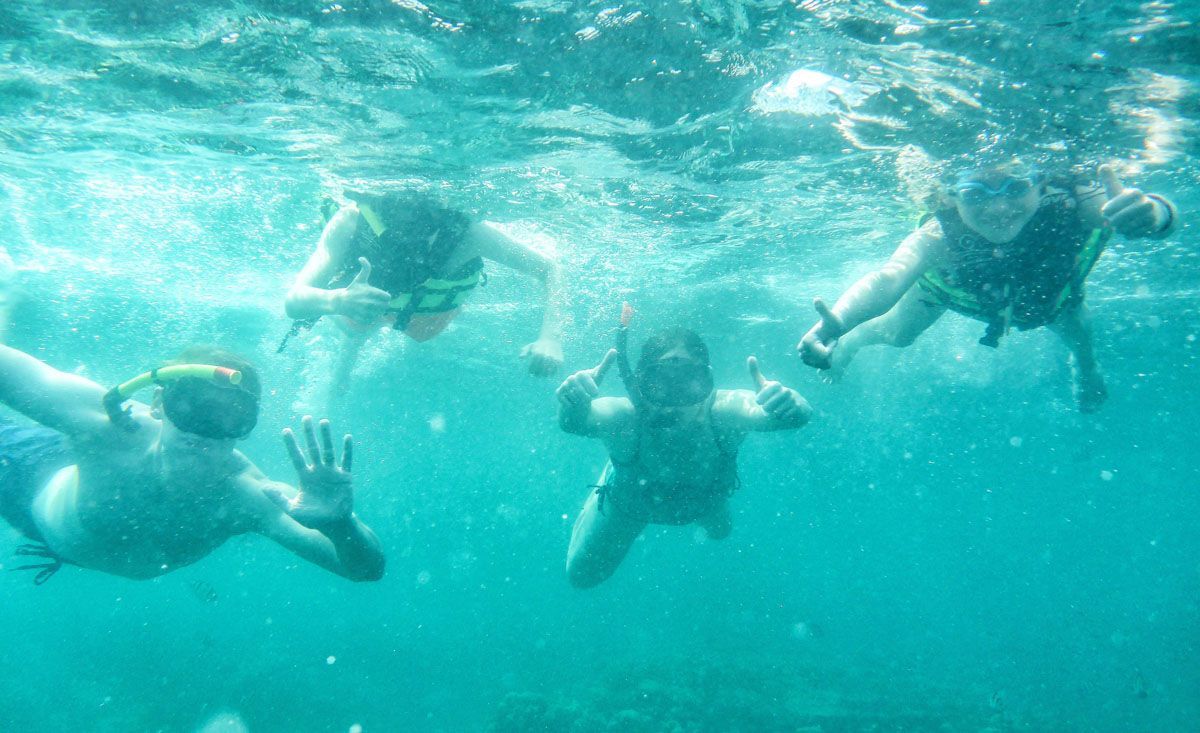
[1,1,1198,730]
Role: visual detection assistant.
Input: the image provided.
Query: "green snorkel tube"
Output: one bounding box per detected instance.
[615,302,644,409]
[102,364,243,432]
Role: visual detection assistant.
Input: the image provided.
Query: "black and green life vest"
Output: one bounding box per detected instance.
[328,192,485,326]
[279,192,485,351]
[916,194,1111,347]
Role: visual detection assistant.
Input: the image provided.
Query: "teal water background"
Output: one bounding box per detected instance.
[1,1,1198,730]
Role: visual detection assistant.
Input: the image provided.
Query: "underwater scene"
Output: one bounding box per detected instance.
[0,0,1197,731]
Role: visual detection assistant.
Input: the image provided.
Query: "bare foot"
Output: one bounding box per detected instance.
[1075,367,1108,413]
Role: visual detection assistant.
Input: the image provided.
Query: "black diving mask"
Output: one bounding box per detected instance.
[162,377,259,440]
[636,359,714,407]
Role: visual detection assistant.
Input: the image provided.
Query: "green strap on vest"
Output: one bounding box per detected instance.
[915,209,1111,345]
[387,259,486,331]
[387,266,485,314]
[357,203,388,237]
[279,199,486,351]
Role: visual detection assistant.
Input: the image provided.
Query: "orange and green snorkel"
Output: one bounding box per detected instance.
[102,364,246,434]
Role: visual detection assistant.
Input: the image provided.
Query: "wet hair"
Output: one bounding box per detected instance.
[636,327,710,372]
[160,345,261,439]
[344,189,472,289]
[346,190,470,250]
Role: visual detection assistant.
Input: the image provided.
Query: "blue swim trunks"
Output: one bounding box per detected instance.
[0,419,72,543]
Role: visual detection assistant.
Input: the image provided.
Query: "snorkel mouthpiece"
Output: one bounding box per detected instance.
[103,364,255,439]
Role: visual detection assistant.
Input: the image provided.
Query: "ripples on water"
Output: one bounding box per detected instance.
[2,2,1194,297]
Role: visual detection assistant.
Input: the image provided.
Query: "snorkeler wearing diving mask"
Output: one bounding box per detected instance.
[0,343,384,583]
[798,156,1180,413]
[556,311,811,588]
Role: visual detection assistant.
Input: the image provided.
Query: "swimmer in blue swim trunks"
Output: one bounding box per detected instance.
[556,312,812,588]
[0,343,384,583]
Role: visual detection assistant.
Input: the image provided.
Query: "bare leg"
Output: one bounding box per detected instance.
[566,480,647,589]
[328,327,371,405]
[828,285,947,378]
[695,501,732,540]
[1049,302,1106,413]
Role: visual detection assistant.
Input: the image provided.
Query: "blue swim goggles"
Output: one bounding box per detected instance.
[951,170,1043,206]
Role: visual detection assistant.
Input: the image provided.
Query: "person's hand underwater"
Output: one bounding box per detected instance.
[521,337,564,377]
[1099,165,1173,238]
[556,349,617,406]
[282,416,355,529]
[797,297,845,370]
[748,356,806,421]
[335,257,391,323]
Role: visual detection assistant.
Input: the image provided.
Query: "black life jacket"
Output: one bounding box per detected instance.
[326,191,480,303]
[278,192,484,352]
[917,193,1110,346]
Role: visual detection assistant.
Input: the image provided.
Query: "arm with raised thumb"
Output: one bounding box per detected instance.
[1096,164,1179,240]
[285,206,359,319]
[739,356,812,431]
[823,228,936,334]
[556,349,617,436]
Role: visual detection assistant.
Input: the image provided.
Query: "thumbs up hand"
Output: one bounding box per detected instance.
[748,356,805,421]
[556,349,618,407]
[797,297,846,370]
[1098,165,1172,238]
[334,257,392,323]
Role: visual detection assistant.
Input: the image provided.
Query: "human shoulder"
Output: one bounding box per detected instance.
[332,201,361,224]
[902,211,949,265]
[707,389,757,446]
[917,213,945,239]
[459,220,502,257]
[463,220,558,276]
[70,403,158,455]
[321,203,361,258]
[591,396,635,428]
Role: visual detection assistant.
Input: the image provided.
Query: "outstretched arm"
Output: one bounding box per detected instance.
[0,344,110,435]
[1078,165,1179,240]
[556,349,632,438]
[254,490,385,582]
[284,205,390,322]
[470,222,565,375]
[249,417,384,582]
[714,357,812,433]
[798,224,941,369]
